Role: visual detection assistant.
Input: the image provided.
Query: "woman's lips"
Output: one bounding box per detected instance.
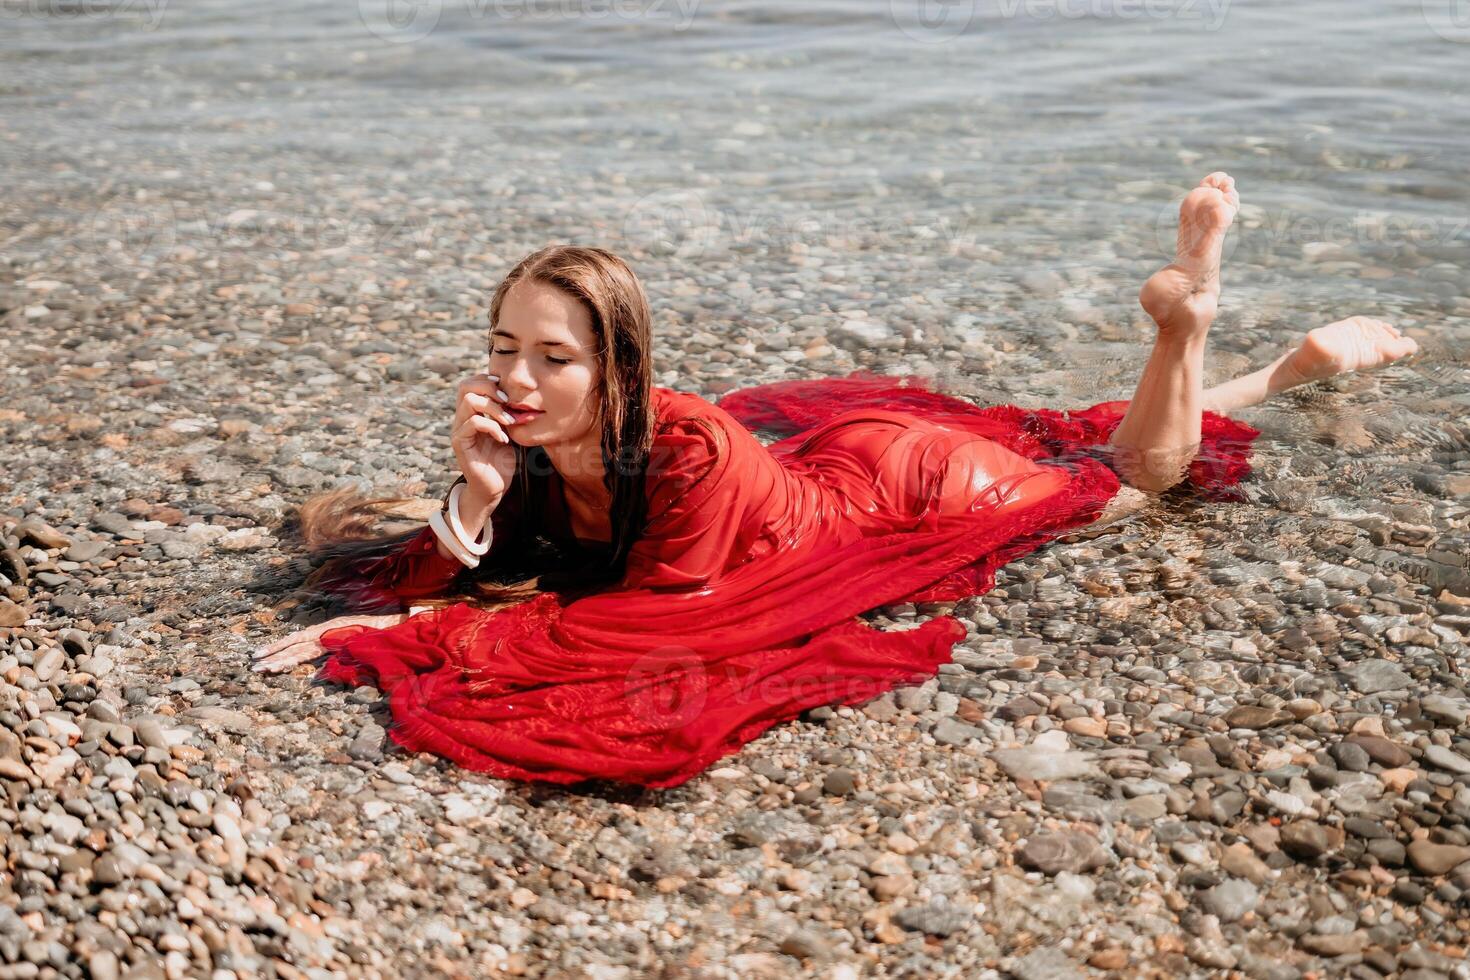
[508,410,542,423]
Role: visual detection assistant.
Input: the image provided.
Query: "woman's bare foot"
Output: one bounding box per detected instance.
[1276,316,1420,387]
[1138,172,1240,339]
[1107,173,1239,493]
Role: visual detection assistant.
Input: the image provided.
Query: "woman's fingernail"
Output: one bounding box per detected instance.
[489,374,499,381]
[495,391,509,402]
[503,413,516,424]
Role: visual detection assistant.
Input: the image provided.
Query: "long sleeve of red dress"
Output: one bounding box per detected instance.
[312,370,1260,788]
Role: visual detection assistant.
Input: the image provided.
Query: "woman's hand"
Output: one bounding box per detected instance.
[453,373,519,504]
[251,613,409,673]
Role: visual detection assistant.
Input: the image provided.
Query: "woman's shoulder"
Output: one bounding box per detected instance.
[646,387,736,481]
[651,385,715,424]
[643,387,741,518]
[649,386,736,440]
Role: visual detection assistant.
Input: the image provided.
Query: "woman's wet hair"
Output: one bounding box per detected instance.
[260,244,657,618]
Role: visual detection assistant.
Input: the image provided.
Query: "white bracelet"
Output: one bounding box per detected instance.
[428,509,480,568]
[447,482,492,556]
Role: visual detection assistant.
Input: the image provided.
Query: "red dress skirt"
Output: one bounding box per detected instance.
[311,370,1258,788]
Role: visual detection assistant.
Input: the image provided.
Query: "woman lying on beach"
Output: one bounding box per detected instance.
[252,173,1418,788]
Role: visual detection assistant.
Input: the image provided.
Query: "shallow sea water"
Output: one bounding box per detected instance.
[3,0,1467,550]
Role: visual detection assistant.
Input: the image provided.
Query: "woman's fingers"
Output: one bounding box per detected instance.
[252,614,407,673]
[252,636,311,662]
[253,641,323,673]
[456,374,503,404]
[461,391,517,426]
[454,411,509,445]
[252,619,344,661]
[253,625,324,658]
[470,414,511,444]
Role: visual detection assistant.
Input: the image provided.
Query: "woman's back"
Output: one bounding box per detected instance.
[616,382,1074,592]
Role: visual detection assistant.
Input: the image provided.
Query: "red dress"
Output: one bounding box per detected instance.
[313,370,1258,788]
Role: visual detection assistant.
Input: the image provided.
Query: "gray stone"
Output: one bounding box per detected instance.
[131,718,170,751]
[1342,659,1412,694]
[931,717,984,747]
[182,706,254,735]
[822,768,857,796]
[991,746,1101,782]
[65,539,109,562]
[1010,947,1086,980]
[1200,878,1259,922]
[32,647,65,683]
[1329,741,1371,772]
[1279,821,1333,860]
[91,513,137,537]
[1421,695,1470,727]
[892,901,970,937]
[1019,830,1107,874]
[1407,840,1470,875]
[1423,745,1470,776]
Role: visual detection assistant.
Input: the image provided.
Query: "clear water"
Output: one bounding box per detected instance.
[3,0,1468,523]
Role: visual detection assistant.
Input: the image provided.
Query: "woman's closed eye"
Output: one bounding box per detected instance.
[492,348,572,365]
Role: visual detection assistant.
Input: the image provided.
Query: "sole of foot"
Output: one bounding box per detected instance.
[1281,316,1420,385]
[1139,172,1241,339]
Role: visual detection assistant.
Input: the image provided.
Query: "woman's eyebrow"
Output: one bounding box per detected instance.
[491,328,578,350]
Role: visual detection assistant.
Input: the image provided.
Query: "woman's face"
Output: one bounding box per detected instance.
[489,280,602,456]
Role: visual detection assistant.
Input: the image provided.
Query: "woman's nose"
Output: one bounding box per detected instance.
[503,357,536,390]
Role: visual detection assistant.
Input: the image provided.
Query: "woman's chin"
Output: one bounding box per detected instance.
[508,425,542,445]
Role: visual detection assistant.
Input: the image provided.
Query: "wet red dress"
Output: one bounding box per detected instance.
[312,370,1258,788]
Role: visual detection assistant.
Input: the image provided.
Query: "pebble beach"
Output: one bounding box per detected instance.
[4,0,1470,977]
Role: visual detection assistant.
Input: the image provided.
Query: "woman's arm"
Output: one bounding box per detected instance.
[338,477,523,609]
[429,482,501,563]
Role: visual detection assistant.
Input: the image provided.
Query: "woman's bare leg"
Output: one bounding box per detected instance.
[1200,316,1420,413]
[1107,172,1239,493]
[1084,313,1419,530]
